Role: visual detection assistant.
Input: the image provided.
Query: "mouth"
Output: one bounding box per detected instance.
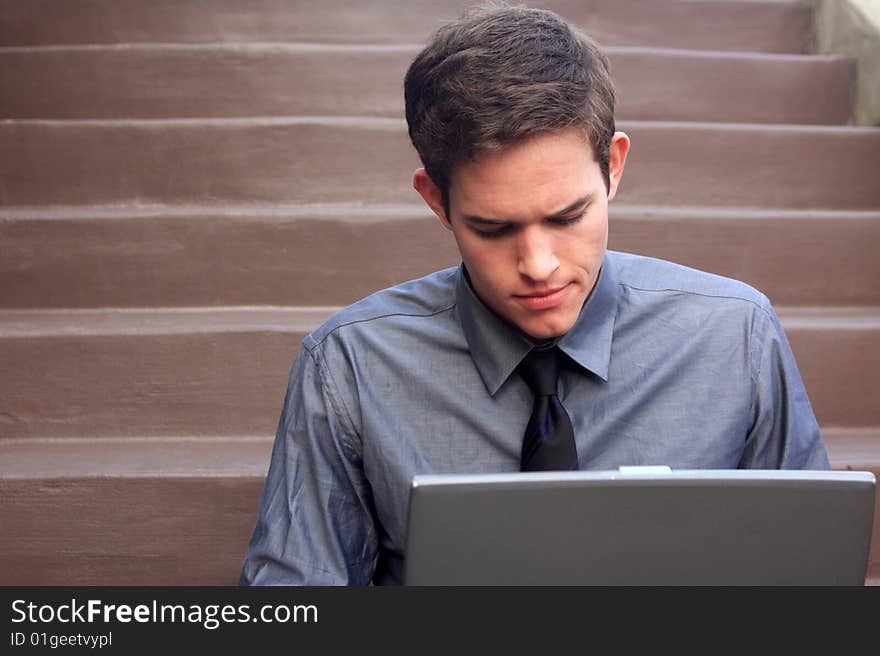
[514,283,572,310]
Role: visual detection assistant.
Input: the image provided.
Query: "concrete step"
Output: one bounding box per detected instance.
[1,306,878,439]
[0,429,875,585]
[825,427,880,473]
[827,426,880,585]
[2,204,878,309]
[777,307,880,429]
[0,436,269,585]
[0,308,317,439]
[3,119,880,209]
[0,44,856,125]
[0,0,816,53]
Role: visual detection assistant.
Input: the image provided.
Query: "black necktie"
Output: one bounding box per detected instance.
[517,347,579,471]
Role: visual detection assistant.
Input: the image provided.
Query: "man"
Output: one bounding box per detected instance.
[241,4,828,585]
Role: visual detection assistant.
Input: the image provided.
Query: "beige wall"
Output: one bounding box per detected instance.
[813,0,880,125]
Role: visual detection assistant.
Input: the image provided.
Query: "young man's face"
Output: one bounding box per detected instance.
[415,127,629,341]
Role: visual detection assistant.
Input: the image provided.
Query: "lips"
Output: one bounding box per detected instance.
[514,283,571,310]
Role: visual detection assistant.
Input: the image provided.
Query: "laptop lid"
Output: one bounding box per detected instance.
[403,468,876,585]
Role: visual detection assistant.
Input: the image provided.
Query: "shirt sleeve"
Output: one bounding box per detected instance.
[739,298,830,469]
[240,339,379,585]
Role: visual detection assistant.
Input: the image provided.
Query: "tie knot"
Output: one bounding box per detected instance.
[517,347,560,396]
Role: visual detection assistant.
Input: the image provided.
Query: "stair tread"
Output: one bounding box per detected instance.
[2,305,880,335]
[3,120,879,209]
[1,430,877,478]
[0,43,846,58]
[775,308,880,328]
[0,0,817,53]
[823,428,880,468]
[4,202,880,221]
[4,204,878,308]
[10,117,880,130]
[2,306,876,435]
[0,44,856,124]
[0,307,335,336]
[0,436,272,478]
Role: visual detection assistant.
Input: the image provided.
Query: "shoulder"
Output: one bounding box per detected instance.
[304,266,460,352]
[607,250,772,314]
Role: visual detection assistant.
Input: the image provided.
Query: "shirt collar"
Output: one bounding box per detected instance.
[456,251,619,395]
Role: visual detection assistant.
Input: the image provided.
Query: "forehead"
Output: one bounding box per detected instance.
[449,128,600,216]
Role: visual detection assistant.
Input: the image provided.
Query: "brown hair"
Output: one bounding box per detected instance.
[404,3,616,214]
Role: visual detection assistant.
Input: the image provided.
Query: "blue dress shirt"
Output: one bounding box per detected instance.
[240,250,829,585]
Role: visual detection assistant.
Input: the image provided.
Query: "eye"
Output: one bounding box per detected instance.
[551,212,586,227]
[473,224,513,239]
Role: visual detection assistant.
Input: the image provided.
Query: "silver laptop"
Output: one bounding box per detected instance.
[403,468,876,585]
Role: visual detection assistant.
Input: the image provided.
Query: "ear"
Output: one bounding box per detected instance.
[606,131,631,202]
[413,168,452,230]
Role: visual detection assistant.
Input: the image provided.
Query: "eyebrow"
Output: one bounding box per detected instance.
[462,194,594,225]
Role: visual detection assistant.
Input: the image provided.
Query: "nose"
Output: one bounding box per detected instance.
[516,226,559,282]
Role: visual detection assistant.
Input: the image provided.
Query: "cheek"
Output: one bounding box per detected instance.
[580,214,609,250]
[560,223,607,262]
[457,232,501,266]
[458,239,515,294]
[455,234,484,269]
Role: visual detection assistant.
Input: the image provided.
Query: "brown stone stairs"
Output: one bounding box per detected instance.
[1,0,878,584]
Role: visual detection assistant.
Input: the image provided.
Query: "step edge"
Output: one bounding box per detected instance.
[0,306,340,336]
[0,431,875,478]
[0,435,274,479]
[3,117,879,133]
[3,203,879,222]
[0,115,407,128]
[1,306,880,337]
[0,42,855,63]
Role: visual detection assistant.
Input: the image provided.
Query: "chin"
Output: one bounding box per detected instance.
[518,316,575,341]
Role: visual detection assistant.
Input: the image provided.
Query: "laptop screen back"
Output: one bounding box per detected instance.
[403,469,876,585]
